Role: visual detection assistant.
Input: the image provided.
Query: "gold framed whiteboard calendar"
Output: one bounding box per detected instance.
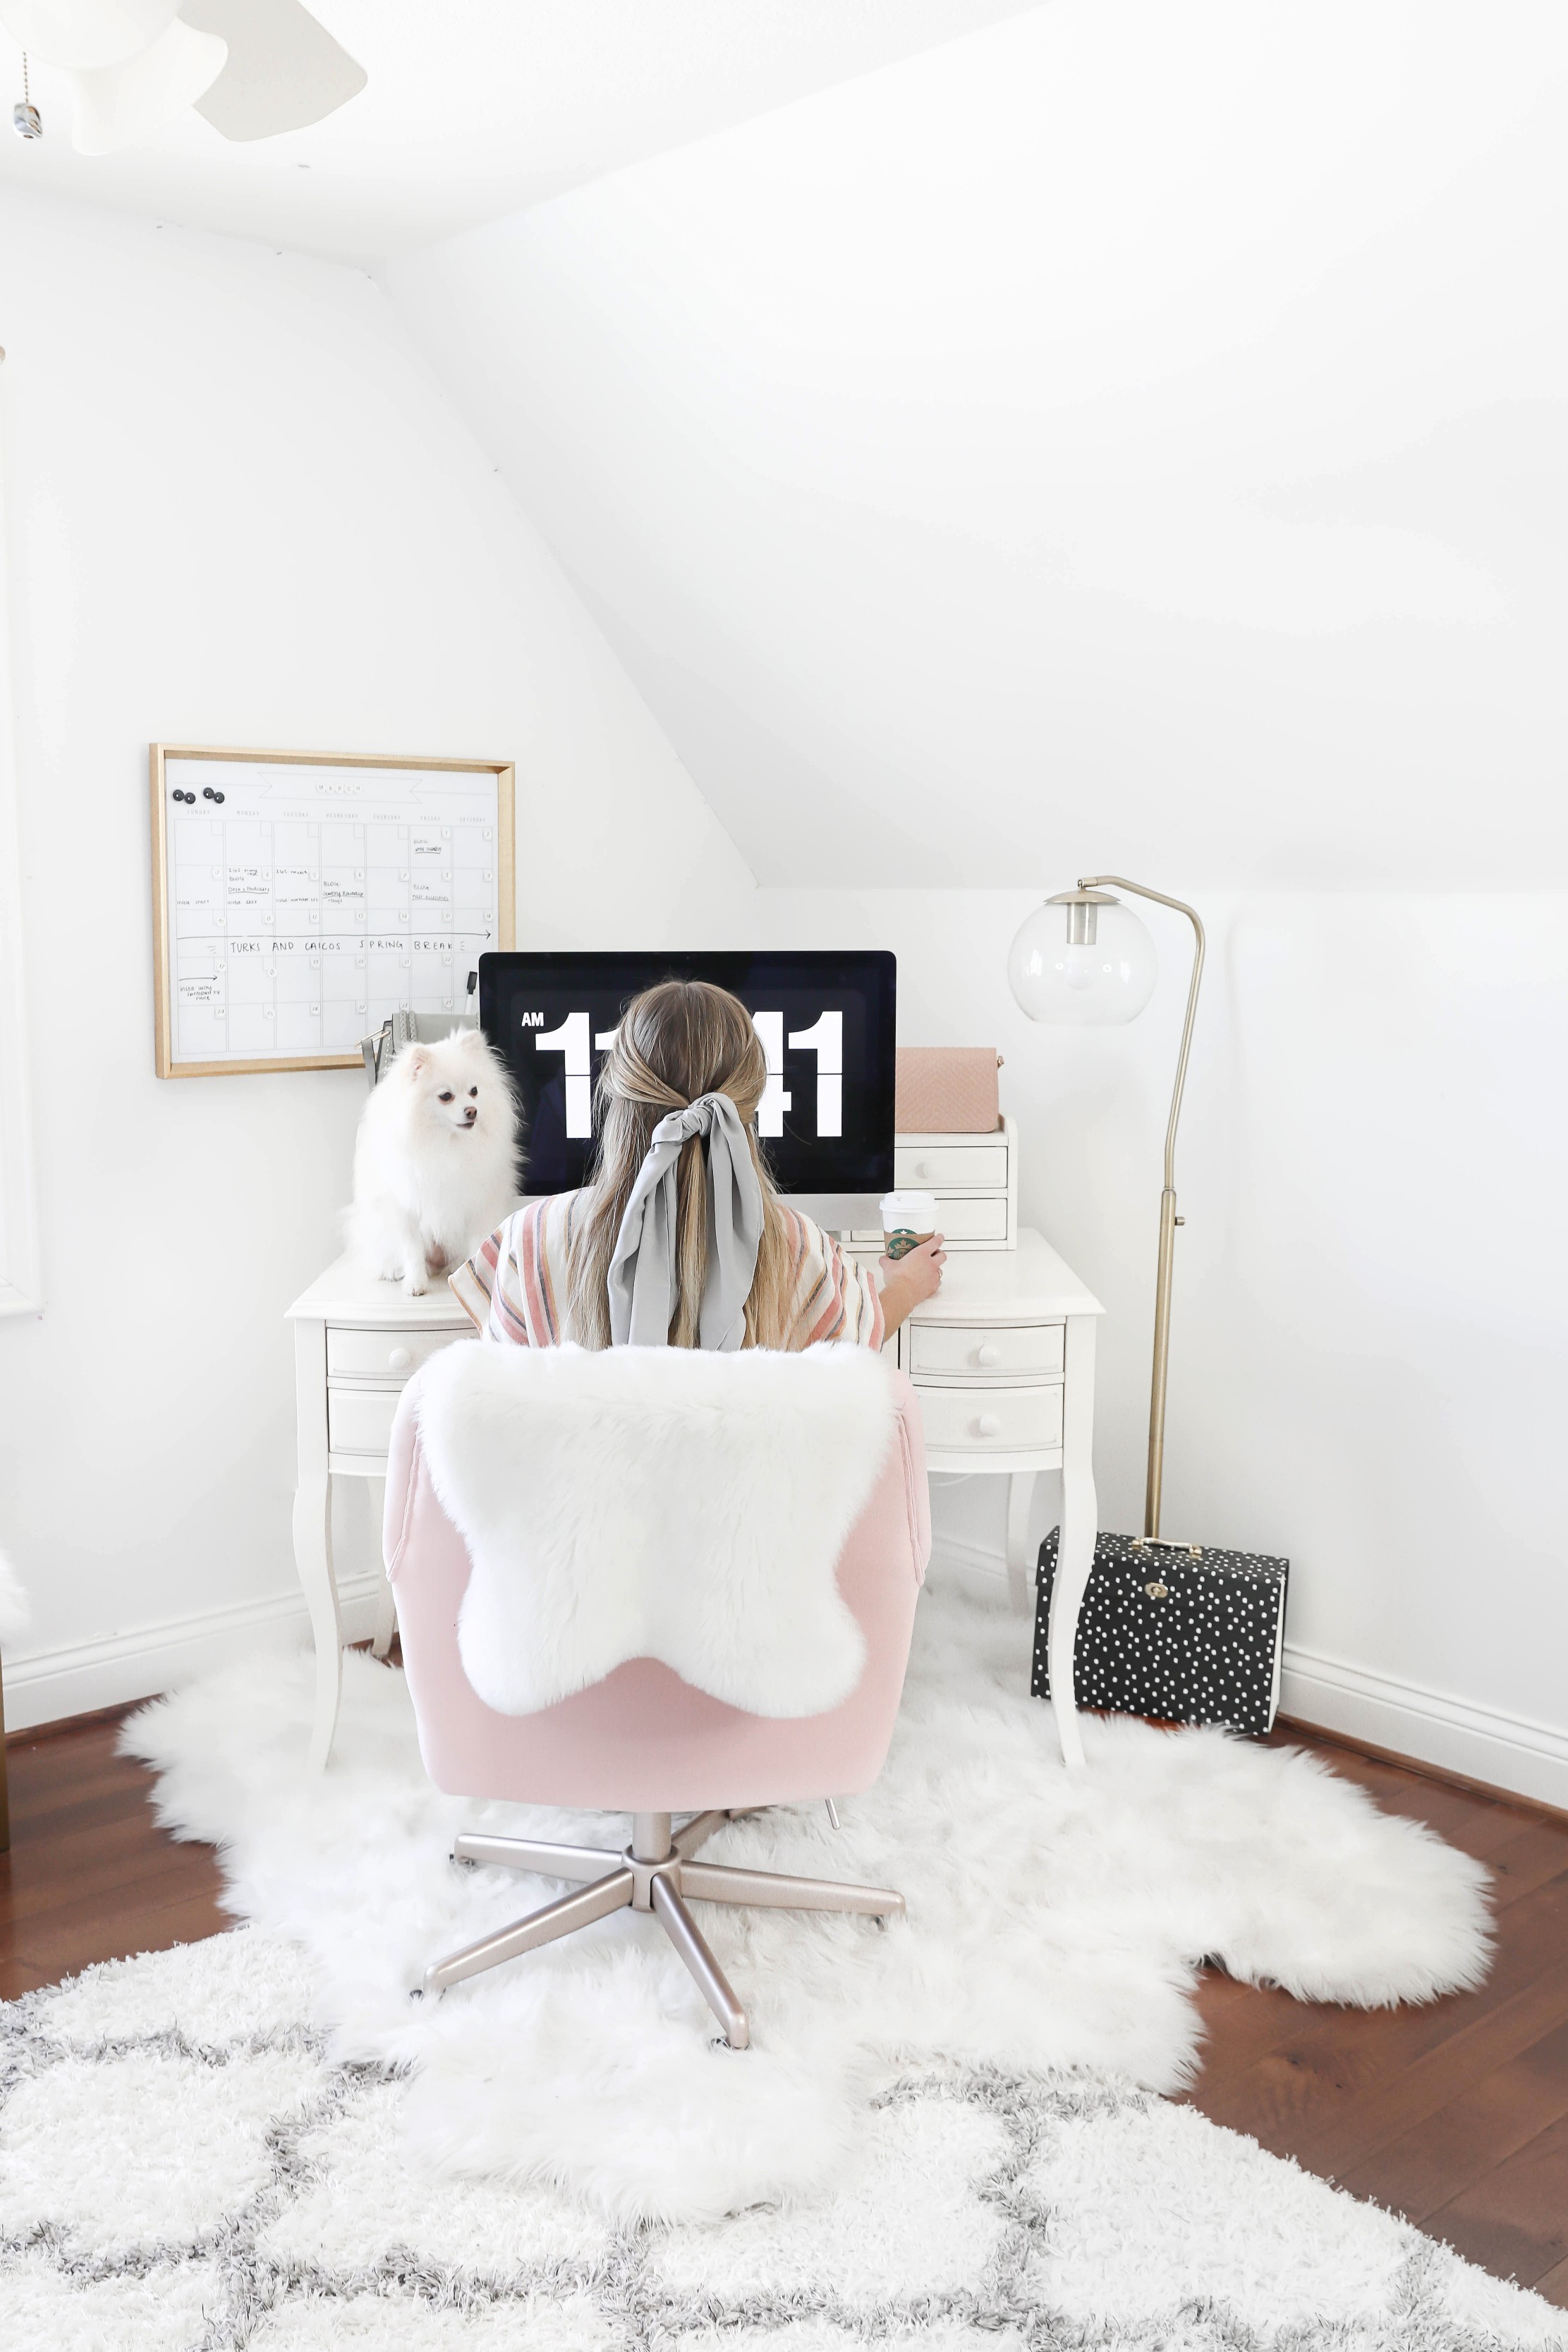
[150,746,516,1078]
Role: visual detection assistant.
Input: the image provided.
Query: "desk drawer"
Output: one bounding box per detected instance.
[327,1326,468,1383]
[931,1195,1009,1243]
[909,1321,1064,1378]
[847,1192,1009,1248]
[328,1387,403,1456]
[916,1383,1064,1454]
[895,1144,1007,1189]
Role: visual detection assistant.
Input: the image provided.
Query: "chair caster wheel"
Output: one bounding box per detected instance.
[449,1852,476,1870]
[408,1986,424,2002]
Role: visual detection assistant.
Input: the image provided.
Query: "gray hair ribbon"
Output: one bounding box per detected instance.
[607,1092,765,1351]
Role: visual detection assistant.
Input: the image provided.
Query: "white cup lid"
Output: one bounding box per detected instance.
[880,1189,939,1225]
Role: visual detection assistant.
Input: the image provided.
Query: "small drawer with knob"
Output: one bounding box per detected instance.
[894,1143,1009,1189]
[915,1383,1064,1454]
[326,1326,468,1384]
[908,1321,1064,1380]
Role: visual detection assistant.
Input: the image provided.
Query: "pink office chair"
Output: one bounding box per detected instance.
[383,1366,931,2049]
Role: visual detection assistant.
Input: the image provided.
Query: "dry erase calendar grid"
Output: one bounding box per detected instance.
[152,752,512,1074]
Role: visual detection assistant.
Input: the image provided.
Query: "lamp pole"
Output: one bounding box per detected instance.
[1074,875,1205,1542]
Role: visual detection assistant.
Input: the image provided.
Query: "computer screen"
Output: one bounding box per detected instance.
[479,950,896,1221]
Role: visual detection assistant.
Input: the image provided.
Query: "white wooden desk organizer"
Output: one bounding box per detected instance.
[848,1114,1018,1251]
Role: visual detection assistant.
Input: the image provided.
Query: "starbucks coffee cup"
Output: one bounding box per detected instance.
[880,1189,939,1260]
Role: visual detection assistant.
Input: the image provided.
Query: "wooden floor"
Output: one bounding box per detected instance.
[3,1708,1566,2304]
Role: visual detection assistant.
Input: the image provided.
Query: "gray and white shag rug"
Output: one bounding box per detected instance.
[2,1934,1562,2349]
[3,1575,1560,2347]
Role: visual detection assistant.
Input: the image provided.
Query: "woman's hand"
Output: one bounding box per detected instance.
[878,1234,947,1338]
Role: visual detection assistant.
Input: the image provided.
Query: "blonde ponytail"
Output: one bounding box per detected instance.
[566,981,794,1350]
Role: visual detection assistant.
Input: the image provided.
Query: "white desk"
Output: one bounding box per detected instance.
[288,1229,1103,1773]
[868,1228,1103,1767]
[286,1259,472,1772]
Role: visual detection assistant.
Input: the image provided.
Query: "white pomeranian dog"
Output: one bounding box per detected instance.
[347,1029,519,1295]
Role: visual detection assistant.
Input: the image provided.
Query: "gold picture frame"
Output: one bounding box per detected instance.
[150,744,516,1079]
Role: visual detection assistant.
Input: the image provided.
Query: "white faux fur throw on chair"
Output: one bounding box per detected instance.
[413,1340,898,1718]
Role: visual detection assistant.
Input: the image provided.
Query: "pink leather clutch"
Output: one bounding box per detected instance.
[894,1048,1003,1135]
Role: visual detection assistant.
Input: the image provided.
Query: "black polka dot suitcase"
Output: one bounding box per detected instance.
[1032,1529,1290,1737]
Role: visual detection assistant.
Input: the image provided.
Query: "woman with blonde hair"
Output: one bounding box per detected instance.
[451,978,944,1351]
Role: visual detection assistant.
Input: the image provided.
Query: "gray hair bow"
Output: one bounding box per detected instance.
[607,1092,765,1350]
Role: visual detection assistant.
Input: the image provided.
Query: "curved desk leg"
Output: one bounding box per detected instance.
[293,1319,341,1774]
[1005,1473,1035,1616]
[1049,1314,1098,1771]
[296,1474,341,1776]
[370,1476,397,1660]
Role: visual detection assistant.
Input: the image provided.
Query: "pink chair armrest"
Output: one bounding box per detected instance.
[889,1374,931,1583]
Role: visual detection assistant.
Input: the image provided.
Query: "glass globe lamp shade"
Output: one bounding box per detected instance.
[1007,892,1157,1026]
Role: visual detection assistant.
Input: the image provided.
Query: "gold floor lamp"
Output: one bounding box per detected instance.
[1007,874,1205,1546]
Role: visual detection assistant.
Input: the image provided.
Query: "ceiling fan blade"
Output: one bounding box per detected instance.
[66,13,225,153]
[180,0,365,142]
[0,0,180,71]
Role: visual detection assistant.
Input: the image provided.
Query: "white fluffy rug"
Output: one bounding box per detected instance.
[2,1932,1562,2350]
[111,1575,1495,2231]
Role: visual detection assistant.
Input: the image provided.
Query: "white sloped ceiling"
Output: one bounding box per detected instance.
[0,0,1046,260]
[384,0,1568,888]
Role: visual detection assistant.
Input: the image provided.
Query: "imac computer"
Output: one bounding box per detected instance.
[479,950,896,1230]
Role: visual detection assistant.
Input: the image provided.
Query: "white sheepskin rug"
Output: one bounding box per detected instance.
[108,1572,1496,2240]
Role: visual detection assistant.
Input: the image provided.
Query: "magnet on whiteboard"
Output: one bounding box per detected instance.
[264,1008,274,1019]
[483,871,492,881]
[441,827,449,837]
[310,1004,320,1014]
[484,828,493,840]
[399,869,408,880]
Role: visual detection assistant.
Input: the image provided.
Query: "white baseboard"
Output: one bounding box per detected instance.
[931,1536,1568,1812]
[3,1577,383,1734]
[1279,1646,1568,1813]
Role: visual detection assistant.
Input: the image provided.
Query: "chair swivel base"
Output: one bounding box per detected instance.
[417,1808,903,2049]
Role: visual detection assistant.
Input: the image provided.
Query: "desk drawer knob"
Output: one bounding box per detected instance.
[388,1345,413,1371]
[976,1343,1002,1367]
[915,1160,932,1177]
[973,1412,1000,1438]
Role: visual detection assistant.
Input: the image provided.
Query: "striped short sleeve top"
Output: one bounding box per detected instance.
[450,1192,885,1354]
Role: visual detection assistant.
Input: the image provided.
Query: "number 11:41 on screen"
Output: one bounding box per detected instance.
[520,1008,843,1139]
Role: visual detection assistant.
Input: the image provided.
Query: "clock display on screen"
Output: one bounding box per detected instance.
[479,950,896,1199]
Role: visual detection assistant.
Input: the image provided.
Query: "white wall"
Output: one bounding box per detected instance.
[0,186,754,1727]
[755,887,1568,1801]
